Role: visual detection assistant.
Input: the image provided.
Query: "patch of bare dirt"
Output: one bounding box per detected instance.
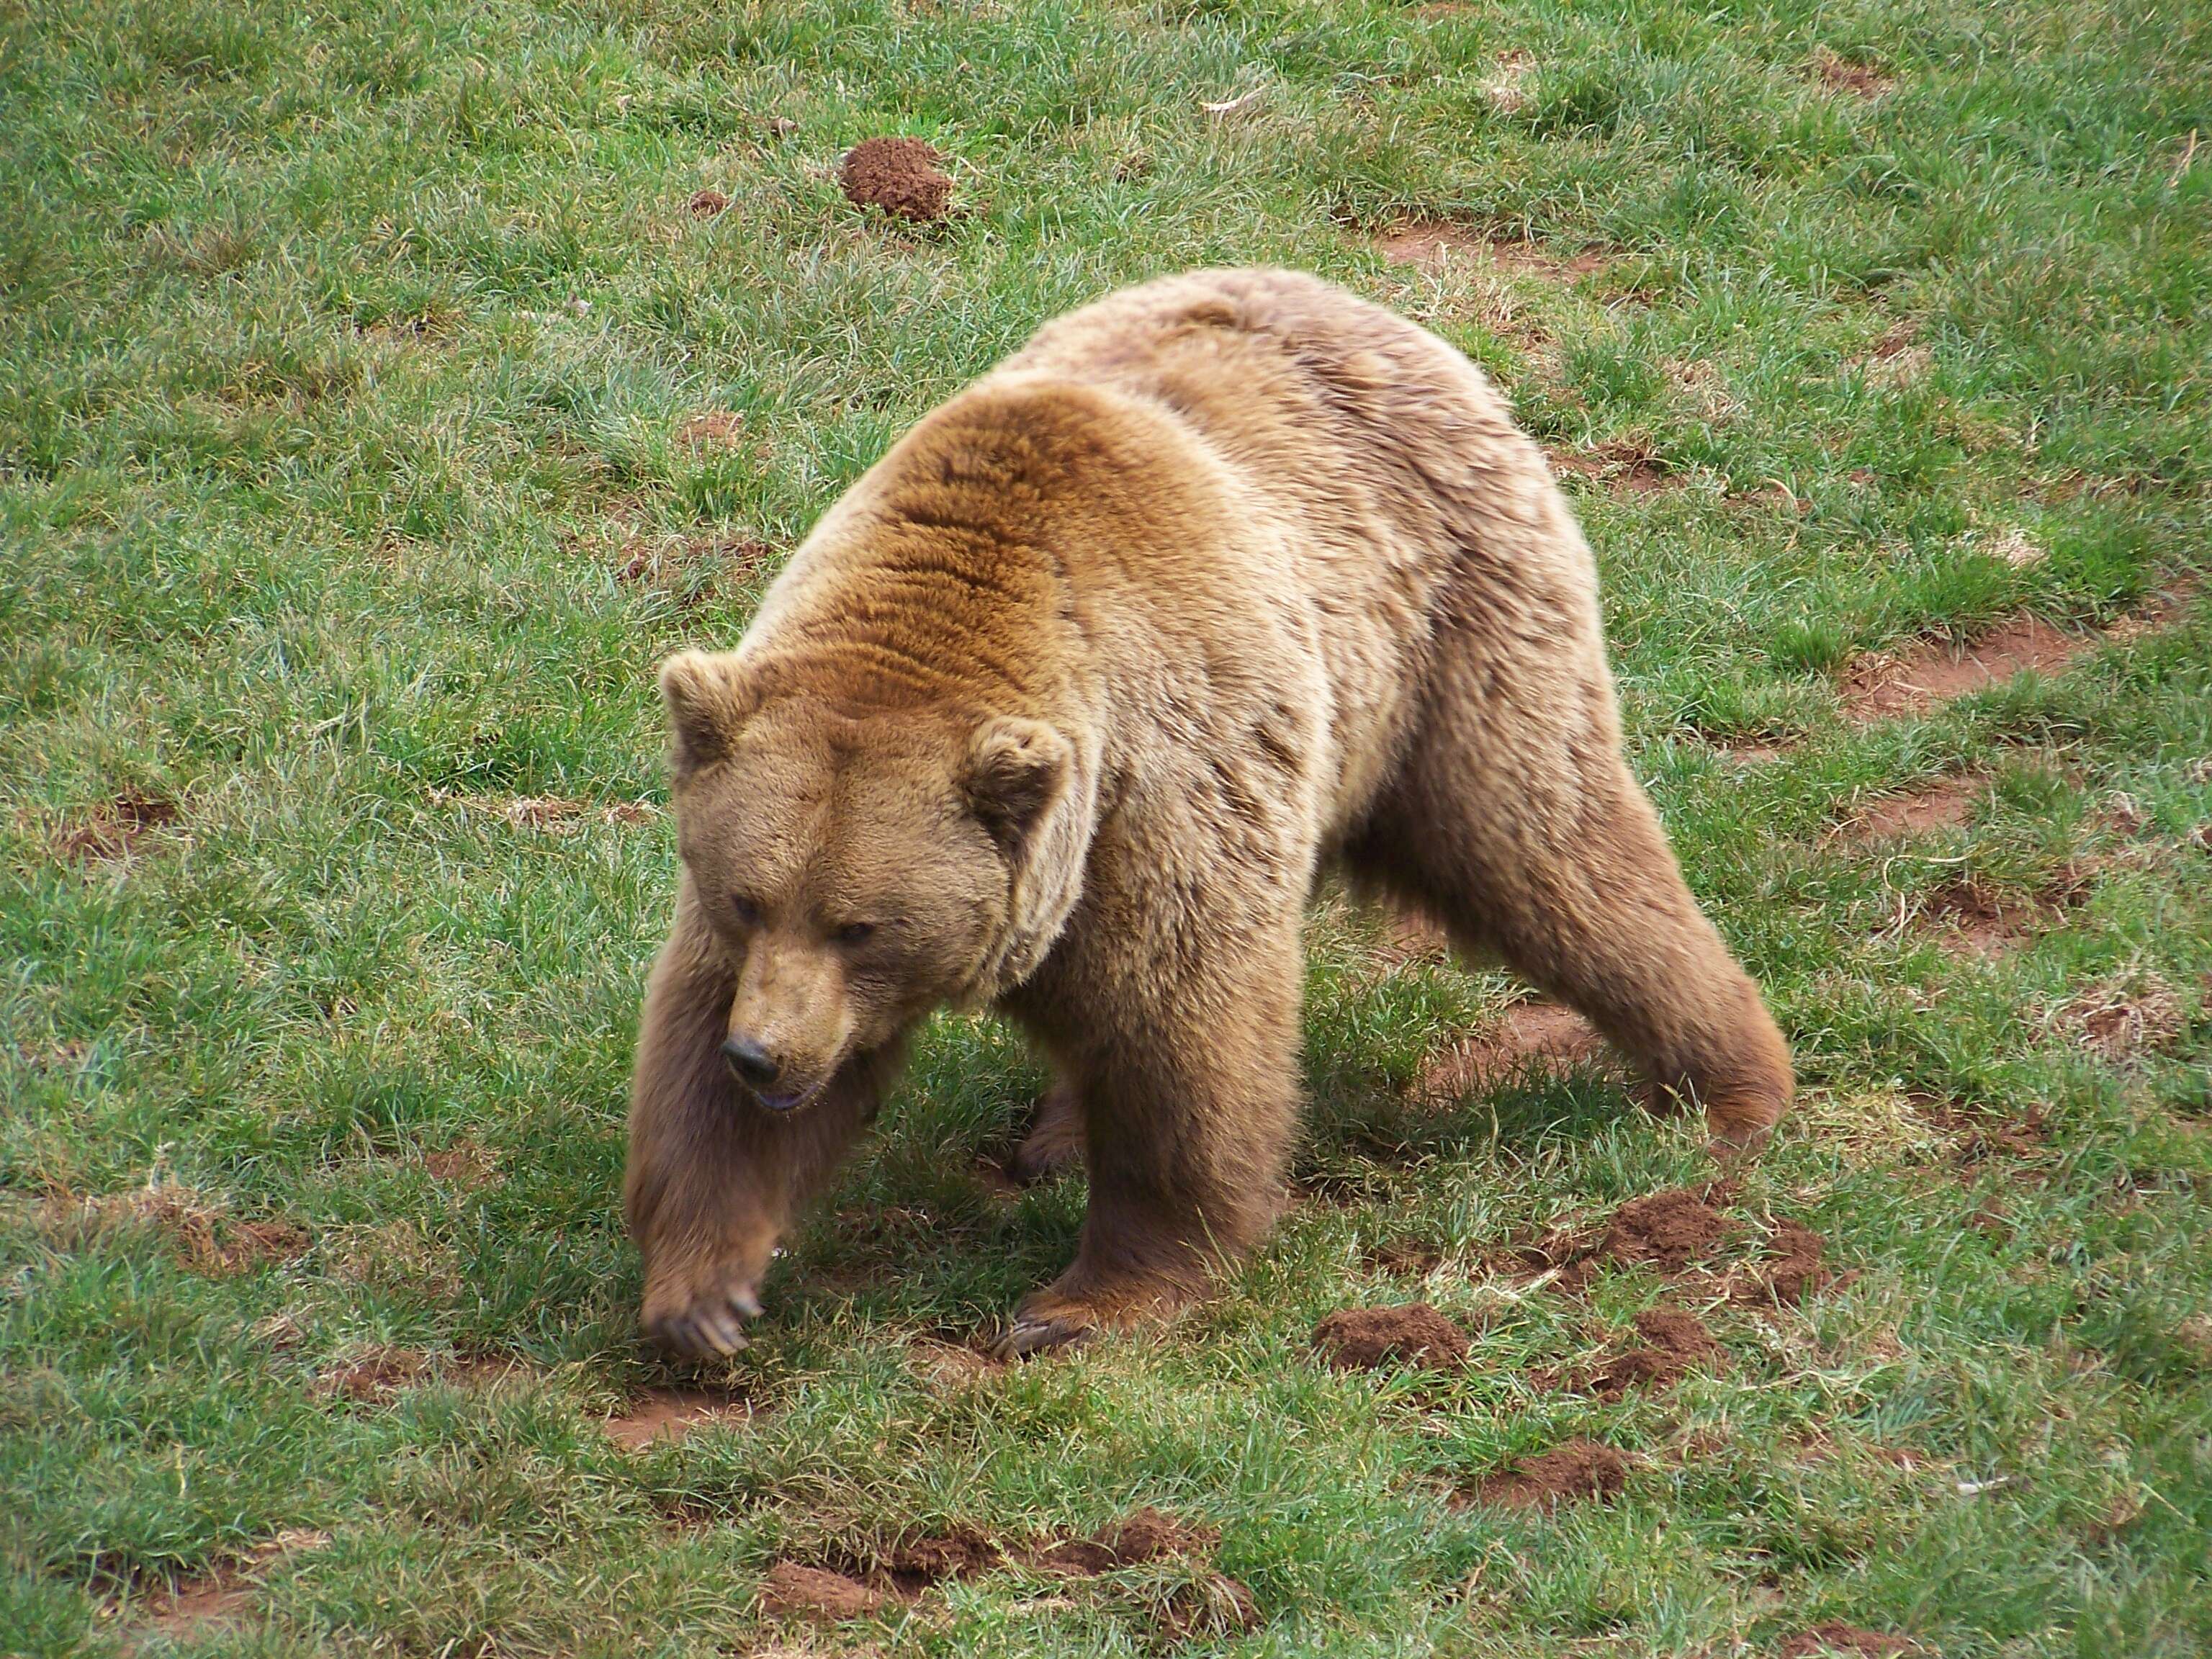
[603,1386,752,1449]
[1468,1439,1630,1510]
[1840,580,2198,725]
[1155,1572,1263,1641]
[677,410,746,451]
[1312,1303,1472,1372]
[1418,1001,1606,1101]
[422,1141,498,1187]
[880,1525,1002,1596]
[1778,1622,1915,1658]
[840,137,953,222]
[616,533,774,599]
[1812,47,1894,98]
[1549,437,1673,493]
[1843,614,2087,721]
[909,1338,1005,1387]
[759,1560,889,1623]
[1912,1098,2050,1171]
[40,1184,307,1277]
[1365,1237,1447,1276]
[56,788,181,863]
[1578,1305,1723,1398]
[1918,875,2044,955]
[686,188,729,218]
[127,1530,330,1645]
[314,1346,426,1401]
[428,789,658,831]
[1378,219,1609,280]
[1842,774,1987,841]
[2054,971,2190,1058]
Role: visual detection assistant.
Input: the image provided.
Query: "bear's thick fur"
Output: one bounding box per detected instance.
[626,269,1793,1359]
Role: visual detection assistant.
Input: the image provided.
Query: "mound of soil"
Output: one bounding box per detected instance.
[1473,1439,1630,1510]
[58,788,180,862]
[1601,1188,1731,1271]
[1159,1572,1263,1641]
[1026,1506,1217,1576]
[759,1561,888,1623]
[1778,1622,1914,1657]
[1583,1306,1722,1398]
[881,1524,1002,1596]
[1753,1220,1834,1306]
[840,137,953,222]
[1313,1303,1470,1372]
[686,188,729,218]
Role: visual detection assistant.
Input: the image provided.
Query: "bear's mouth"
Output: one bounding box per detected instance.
[750,1077,827,1113]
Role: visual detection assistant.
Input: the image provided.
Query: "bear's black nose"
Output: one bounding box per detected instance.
[721,1036,781,1088]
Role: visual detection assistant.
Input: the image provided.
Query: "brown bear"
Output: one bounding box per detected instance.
[625,268,1793,1359]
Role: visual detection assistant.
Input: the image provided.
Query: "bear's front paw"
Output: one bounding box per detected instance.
[642,1272,765,1359]
[994,1309,1096,1360]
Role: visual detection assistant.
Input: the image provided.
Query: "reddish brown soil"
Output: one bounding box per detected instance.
[1752,1220,1834,1306]
[135,1570,251,1642]
[1366,1237,1447,1275]
[1472,1439,1631,1510]
[1812,48,1894,97]
[1418,1002,1605,1101]
[1379,219,1608,279]
[1843,615,2089,721]
[315,1345,426,1401]
[759,1560,889,1622]
[881,1524,1002,1595]
[909,1338,1005,1385]
[421,1142,497,1186]
[1582,1305,1723,1398]
[1844,774,1987,840]
[58,788,180,862]
[42,1187,307,1277]
[1920,875,2041,955]
[1022,1506,1218,1578]
[1312,1303,1471,1371]
[1158,1573,1264,1640]
[1602,1188,1731,1271]
[676,410,746,451]
[686,187,729,217]
[1779,1622,1915,1657]
[1550,438,1672,493]
[1915,1099,2049,1169]
[616,533,773,597]
[840,137,954,222]
[603,1386,752,1449]
[2059,974,2188,1058]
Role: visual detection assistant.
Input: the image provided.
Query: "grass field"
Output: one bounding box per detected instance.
[4,0,2211,1653]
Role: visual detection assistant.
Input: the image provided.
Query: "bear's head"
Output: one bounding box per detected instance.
[658,648,1095,1109]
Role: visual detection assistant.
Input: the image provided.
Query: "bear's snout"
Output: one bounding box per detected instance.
[721,1034,782,1088]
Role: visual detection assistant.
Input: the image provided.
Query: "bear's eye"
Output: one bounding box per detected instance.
[830,920,876,946]
[728,895,763,929]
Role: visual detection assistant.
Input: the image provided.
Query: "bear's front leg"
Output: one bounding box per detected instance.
[625,893,899,1357]
[997,920,1303,1357]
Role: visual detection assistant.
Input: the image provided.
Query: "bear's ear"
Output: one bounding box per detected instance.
[658,649,755,775]
[962,716,1071,853]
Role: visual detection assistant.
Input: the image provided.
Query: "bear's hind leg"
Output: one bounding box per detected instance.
[1356,709,1792,1151]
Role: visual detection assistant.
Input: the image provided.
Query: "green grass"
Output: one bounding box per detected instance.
[4,0,2210,1653]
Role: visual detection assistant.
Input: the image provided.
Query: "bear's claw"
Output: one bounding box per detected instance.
[992,1313,1094,1360]
[647,1285,764,1358]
